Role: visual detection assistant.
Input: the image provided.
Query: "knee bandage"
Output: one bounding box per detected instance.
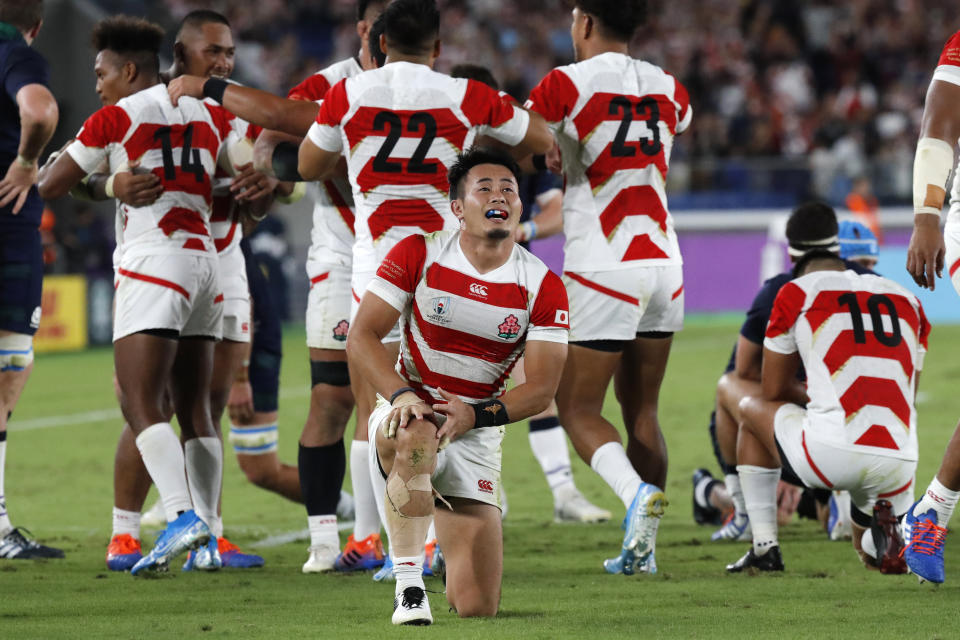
[228,423,278,455]
[0,333,33,372]
[386,473,432,512]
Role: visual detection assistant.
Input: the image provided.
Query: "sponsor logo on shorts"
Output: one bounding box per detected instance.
[427,296,454,325]
[477,479,494,494]
[241,322,250,334]
[469,283,488,297]
[497,314,521,339]
[30,306,41,329]
[332,319,349,342]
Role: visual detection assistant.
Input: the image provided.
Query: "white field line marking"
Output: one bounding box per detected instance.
[10,386,312,432]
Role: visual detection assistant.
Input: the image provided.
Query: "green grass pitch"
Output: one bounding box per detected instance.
[3,318,960,638]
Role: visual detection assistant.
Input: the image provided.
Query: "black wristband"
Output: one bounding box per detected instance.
[202,77,229,104]
[532,154,547,172]
[472,399,510,428]
[271,141,305,182]
[390,386,416,405]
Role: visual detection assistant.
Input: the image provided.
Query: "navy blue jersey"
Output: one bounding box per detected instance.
[0,30,49,229]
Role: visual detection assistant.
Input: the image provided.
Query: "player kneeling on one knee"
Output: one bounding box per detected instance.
[345,147,568,624]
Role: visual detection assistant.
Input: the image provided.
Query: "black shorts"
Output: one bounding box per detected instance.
[243,238,282,413]
[0,227,43,335]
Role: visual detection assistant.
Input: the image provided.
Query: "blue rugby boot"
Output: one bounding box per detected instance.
[182,535,222,571]
[903,501,947,584]
[131,510,210,576]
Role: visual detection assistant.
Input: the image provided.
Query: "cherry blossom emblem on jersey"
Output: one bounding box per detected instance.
[332,319,349,342]
[497,314,521,340]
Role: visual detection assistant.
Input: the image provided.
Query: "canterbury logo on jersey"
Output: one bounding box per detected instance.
[469,283,488,297]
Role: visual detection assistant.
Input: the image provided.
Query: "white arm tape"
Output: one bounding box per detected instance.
[914,136,955,217]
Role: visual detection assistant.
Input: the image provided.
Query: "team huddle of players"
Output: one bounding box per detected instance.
[1,0,960,628]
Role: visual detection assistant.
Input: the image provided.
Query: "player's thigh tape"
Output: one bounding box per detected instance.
[310,360,350,387]
[0,332,33,372]
[386,473,432,511]
[228,423,278,455]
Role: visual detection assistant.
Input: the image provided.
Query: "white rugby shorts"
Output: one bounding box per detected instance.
[306,262,352,350]
[367,396,504,510]
[774,403,916,518]
[218,244,250,343]
[221,295,251,343]
[351,270,401,344]
[113,254,222,341]
[563,265,684,342]
[944,219,960,298]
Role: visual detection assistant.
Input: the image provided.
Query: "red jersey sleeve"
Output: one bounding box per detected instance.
[376,234,428,294]
[525,68,579,124]
[460,79,515,128]
[288,73,332,102]
[76,105,132,149]
[765,282,806,339]
[939,30,960,67]
[314,78,350,126]
[530,271,570,330]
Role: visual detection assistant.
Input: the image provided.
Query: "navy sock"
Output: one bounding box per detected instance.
[299,440,346,516]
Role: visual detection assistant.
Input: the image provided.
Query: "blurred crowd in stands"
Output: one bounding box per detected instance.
[48,0,959,278]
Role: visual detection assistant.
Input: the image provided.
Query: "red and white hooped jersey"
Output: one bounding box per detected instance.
[367,229,568,404]
[765,269,930,461]
[306,61,530,275]
[288,57,362,269]
[526,52,691,272]
[930,31,960,225]
[210,103,261,256]
[66,84,238,260]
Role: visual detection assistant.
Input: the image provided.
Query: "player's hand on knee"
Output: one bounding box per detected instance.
[432,388,475,446]
[385,391,433,439]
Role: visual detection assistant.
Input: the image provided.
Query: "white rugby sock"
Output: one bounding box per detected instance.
[590,441,643,509]
[308,514,339,549]
[917,476,960,527]
[0,438,10,535]
[394,554,426,593]
[725,473,747,522]
[135,423,192,521]
[738,465,780,555]
[529,426,576,500]
[111,507,141,538]
[185,437,223,535]
[351,441,381,540]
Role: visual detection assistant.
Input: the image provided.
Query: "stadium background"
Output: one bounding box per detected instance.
[6,1,960,635]
[31,0,960,354]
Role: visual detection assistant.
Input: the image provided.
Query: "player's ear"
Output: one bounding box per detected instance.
[583,14,593,40]
[356,19,370,40]
[123,61,138,84]
[27,20,42,41]
[378,33,387,56]
[173,41,186,66]
[431,39,441,63]
[450,198,463,219]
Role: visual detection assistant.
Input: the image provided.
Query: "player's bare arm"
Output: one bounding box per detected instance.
[733,335,763,382]
[432,338,566,444]
[297,137,342,182]
[907,79,960,289]
[168,75,319,137]
[37,150,88,200]
[0,83,57,213]
[760,348,804,406]
[346,290,433,435]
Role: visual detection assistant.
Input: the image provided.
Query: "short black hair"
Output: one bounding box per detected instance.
[368,13,387,68]
[575,0,646,42]
[358,0,386,22]
[450,64,499,91]
[382,0,439,56]
[176,9,230,41]
[0,0,43,33]
[448,146,520,201]
[92,16,164,77]
[786,201,838,248]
